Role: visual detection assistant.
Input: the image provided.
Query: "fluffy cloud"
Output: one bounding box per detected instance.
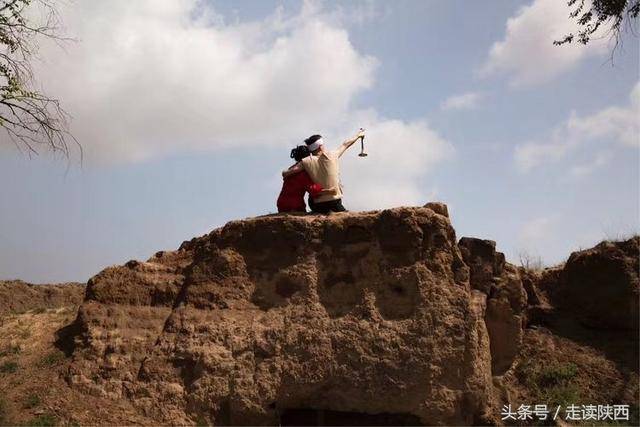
[17,0,451,209]
[440,92,483,111]
[515,81,639,172]
[336,113,453,210]
[480,0,609,86]
[29,0,382,162]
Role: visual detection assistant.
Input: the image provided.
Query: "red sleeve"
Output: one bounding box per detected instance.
[300,172,324,197]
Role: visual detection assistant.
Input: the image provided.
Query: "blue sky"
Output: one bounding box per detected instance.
[0,0,638,283]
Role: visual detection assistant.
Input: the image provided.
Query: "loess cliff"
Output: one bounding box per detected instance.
[0,204,637,426]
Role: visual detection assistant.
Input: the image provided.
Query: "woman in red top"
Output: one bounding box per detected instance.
[277,145,335,212]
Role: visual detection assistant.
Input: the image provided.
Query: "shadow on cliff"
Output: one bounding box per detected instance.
[527,310,639,374]
[525,236,640,374]
[54,313,83,357]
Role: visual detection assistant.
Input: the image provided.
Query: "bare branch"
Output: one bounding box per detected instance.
[0,0,79,160]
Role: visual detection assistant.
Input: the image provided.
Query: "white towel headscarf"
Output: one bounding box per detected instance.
[306,137,323,152]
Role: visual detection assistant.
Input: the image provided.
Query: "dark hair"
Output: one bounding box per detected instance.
[304,134,322,146]
[290,145,311,162]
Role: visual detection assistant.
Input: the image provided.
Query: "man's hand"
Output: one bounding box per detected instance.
[337,128,365,158]
[319,186,338,195]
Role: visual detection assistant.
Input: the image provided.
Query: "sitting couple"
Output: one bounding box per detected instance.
[277,129,366,214]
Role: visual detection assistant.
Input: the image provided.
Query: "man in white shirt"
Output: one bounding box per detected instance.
[282,129,366,213]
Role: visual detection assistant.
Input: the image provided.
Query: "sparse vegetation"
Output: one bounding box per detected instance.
[25,414,57,426]
[539,383,582,408]
[195,415,209,426]
[602,230,638,243]
[518,250,545,272]
[39,351,64,367]
[0,361,18,374]
[23,394,40,409]
[539,362,578,385]
[517,361,582,408]
[16,324,31,339]
[0,345,20,358]
[0,397,7,425]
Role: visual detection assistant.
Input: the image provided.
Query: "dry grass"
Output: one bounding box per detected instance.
[0,307,157,426]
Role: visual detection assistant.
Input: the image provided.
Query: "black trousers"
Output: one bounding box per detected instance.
[309,198,346,214]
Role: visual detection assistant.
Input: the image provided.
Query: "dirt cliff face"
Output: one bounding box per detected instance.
[0,283,160,427]
[505,237,639,426]
[62,207,499,425]
[0,280,85,316]
[1,207,637,426]
[541,237,639,332]
[458,238,527,377]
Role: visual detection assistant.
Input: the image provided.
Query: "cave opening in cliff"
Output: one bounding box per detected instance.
[279,408,424,426]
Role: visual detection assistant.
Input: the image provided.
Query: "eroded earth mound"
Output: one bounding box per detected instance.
[0,205,637,426]
[63,207,499,425]
[0,280,84,316]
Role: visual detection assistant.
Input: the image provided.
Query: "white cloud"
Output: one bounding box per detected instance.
[479,0,609,86]
[565,82,640,148]
[569,151,611,178]
[440,92,483,111]
[336,113,453,210]
[8,0,452,210]
[23,0,382,163]
[515,81,639,172]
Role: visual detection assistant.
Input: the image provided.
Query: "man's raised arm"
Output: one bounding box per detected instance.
[336,129,366,158]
